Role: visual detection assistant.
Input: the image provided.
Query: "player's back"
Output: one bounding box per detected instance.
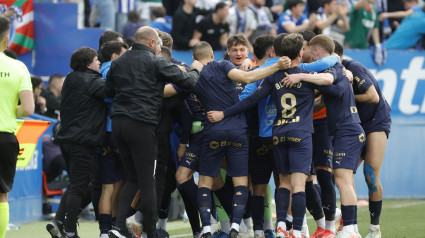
[194,60,246,130]
[265,67,316,134]
[342,59,391,125]
[317,63,361,135]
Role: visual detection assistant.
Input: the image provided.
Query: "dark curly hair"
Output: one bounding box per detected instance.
[70,47,98,72]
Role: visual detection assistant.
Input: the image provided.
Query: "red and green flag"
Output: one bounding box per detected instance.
[3,0,34,55]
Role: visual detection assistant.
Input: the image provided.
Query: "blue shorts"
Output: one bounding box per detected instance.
[361,121,391,157]
[311,119,333,174]
[332,125,365,173]
[199,129,248,178]
[180,131,203,171]
[272,130,312,176]
[97,133,125,184]
[249,136,274,185]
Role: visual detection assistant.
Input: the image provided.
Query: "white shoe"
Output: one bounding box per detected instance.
[126,214,142,238]
[336,229,358,238]
[100,234,109,238]
[239,229,254,238]
[365,227,380,238]
[211,220,220,234]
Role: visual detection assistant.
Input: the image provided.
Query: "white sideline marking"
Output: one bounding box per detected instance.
[171,233,195,238]
[388,201,425,209]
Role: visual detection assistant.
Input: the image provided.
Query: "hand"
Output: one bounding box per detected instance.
[177,64,187,72]
[339,3,348,16]
[177,144,187,162]
[345,69,353,84]
[190,60,204,72]
[277,56,291,70]
[189,39,200,48]
[207,111,224,123]
[240,58,254,71]
[371,43,386,67]
[37,96,47,113]
[281,73,304,88]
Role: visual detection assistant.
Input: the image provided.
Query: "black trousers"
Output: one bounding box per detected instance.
[112,117,157,238]
[0,132,19,193]
[58,143,95,233]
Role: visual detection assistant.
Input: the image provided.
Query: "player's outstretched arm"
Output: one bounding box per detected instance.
[228,56,291,84]
[282,73,334,88]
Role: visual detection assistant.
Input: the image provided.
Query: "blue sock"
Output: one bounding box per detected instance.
[198,187,212,227]
[243,190,252,219]
[305,181,324,221]
[276,188,290,223]
[314,183,322,197]
[369,200,382,225]
[341,205,356,226]
[180,178,198,206]
[98,214,112,234]
[232,186,248,225]
[317,170,336,221]
[251,196,264,231]
[291,192,306,232]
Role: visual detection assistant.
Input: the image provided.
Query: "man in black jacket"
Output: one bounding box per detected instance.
[106,26,203,238]
[46,46,107,238]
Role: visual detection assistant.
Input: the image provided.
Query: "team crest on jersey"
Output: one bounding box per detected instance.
[210,141,219,150]
[359,133,366,143]
[273,136,279,145]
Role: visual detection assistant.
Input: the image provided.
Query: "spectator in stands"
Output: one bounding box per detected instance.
[121,10,144,40]
[385,5,425,49]
[91,0,115,30]
[172,0,210,50]
[378,0,420,26]
[150,7,172,33]
[345,0,386,66]
[137,0,164,25]
[115,0,137,33]
[41,74,65,119]
[345,0,381,49]
[98,30,124,63]
[315,0,350,45]
[31,75,47,115]
[124,37,136,48]
[227,0,258,39]
[277,0,316,34]
[248,0,277,42]
[192,2,230,50]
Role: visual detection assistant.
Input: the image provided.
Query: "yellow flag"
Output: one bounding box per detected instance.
[15,120,51,167]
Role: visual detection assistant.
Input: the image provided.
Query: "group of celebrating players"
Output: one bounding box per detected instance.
[175,30,390,238]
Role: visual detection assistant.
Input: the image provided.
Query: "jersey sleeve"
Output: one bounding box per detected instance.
[316,68,348,97]
[18,63,32,92]
[220,60,236,75]
[350,63,373,94]
[300,55,339,72]
[223,76,273,117]
[279,12,294,26]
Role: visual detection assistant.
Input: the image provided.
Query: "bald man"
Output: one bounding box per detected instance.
[106,26,203,238]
